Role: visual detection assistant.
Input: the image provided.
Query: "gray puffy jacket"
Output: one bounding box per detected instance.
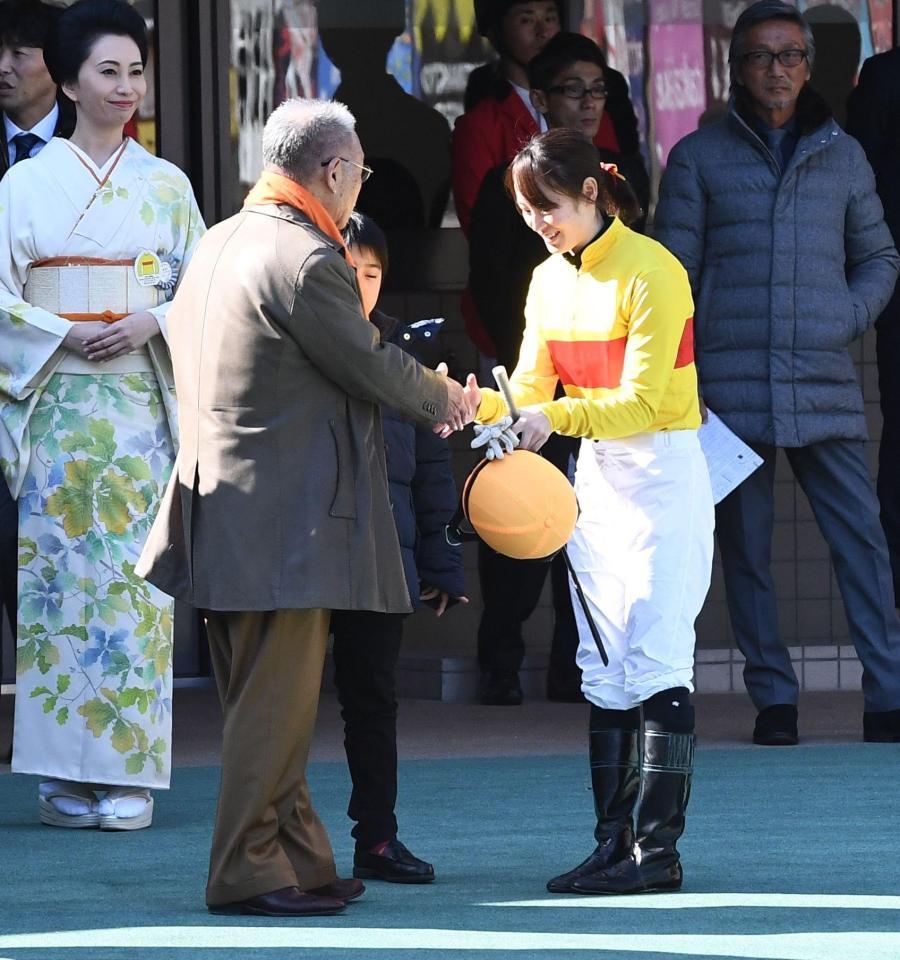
[655,89,899,447]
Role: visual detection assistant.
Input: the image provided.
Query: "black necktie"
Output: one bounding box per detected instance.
[11,132,41,165]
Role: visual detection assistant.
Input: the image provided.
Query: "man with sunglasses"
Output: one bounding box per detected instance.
[656,0,900,747]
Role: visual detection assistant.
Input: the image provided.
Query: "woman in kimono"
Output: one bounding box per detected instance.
[0,0,204,829]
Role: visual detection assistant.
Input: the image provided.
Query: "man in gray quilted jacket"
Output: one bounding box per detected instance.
[655,0,900,746]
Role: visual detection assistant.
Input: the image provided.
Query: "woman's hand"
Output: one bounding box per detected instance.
[512,406,552,452]
[420,586,469,617]
[62,321,109,358]
[84,311,160,362]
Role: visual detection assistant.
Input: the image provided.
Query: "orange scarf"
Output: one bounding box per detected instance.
[244,170,355,266]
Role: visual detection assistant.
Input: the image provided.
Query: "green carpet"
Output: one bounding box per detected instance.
[1,747,900,960]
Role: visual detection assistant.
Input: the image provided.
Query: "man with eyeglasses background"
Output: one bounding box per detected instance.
[656,0,900,747]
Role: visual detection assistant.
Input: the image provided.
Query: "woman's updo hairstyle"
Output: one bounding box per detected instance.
[44,0,148,88]
[505,128,642,226]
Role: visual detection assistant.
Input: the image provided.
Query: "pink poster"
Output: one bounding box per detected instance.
[648,1,706,170]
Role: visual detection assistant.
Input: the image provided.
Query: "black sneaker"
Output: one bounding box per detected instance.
[753,704,798,746]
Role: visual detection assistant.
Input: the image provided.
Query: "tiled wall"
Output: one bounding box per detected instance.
[380,275,884,697]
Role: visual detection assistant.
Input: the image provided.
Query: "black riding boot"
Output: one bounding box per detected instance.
[572,688,694,895]
[546,706,640,892]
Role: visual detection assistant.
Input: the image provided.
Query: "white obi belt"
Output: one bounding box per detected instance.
[25,256,164,374]
[25,256,162,323]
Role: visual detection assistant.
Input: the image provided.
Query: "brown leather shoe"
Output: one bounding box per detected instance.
[307,877,365,902]
[235,886,346,917]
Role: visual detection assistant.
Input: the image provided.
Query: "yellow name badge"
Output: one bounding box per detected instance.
[134,250,173,288]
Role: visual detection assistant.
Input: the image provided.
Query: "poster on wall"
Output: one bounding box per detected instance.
[232,0,277,184]
[415,0,492,125]
[648,0,706,171]
[866,0,894,52]
[702,0,743,121]
[273,0,319,103]
[621,0,649,162]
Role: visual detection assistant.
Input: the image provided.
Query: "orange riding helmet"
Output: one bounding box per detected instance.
[461,449,578,561]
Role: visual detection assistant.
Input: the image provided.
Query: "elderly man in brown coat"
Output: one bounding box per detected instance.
[137,98,472,918]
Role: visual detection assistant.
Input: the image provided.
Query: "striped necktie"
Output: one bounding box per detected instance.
[11,132,41,165]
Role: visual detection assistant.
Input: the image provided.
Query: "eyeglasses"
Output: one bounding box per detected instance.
[546,81,608,101]
[320,156,374,183]
[742,49,808,69]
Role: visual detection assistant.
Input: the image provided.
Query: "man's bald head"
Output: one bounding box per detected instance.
[262,97,356,183]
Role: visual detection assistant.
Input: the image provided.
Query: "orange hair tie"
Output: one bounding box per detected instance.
[599,162,627,182]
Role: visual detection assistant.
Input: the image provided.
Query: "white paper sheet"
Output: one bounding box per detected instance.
[699,409,763,504]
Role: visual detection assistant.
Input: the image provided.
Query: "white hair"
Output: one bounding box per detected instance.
[262,98,357,182]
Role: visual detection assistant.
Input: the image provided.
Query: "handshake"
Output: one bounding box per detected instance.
[433,362,482,438]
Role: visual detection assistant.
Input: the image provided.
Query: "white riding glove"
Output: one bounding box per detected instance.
[470,416,520,460]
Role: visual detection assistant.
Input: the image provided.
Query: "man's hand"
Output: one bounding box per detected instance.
[62,321,109,358]
[420,585,469,617]
[513,406,553,452]
[434,364,479,437]
[85,311,160,362]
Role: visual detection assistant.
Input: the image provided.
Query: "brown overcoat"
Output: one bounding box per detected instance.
[136,203,450,613]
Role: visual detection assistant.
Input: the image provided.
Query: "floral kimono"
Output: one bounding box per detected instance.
[0,137,204,788]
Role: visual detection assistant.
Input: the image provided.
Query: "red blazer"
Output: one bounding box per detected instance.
[451,83,620,234]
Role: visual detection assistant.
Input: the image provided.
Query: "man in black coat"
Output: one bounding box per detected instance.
[847,48,900,606]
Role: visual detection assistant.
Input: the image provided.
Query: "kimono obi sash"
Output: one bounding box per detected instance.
[26,257,157,375]
[25,256,161,324]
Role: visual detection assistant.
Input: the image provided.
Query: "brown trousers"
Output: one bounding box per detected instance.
[203,608,337,906]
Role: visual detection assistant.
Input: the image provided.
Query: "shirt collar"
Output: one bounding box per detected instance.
[4,101,59,145]
[563,216,618,270]
[509,80,547,132]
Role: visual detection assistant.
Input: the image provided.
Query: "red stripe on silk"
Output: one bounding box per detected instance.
[547,338,627,389]
[675,317,694,368]
[548,319,694,390]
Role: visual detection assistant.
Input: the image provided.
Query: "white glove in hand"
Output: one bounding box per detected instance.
[470,416,520,460]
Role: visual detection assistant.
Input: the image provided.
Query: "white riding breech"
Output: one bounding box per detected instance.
[567,430,715,711]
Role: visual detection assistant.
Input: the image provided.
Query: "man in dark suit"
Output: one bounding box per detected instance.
[0,1,73,176]
[0,0,73,751]
[847,48,900,607]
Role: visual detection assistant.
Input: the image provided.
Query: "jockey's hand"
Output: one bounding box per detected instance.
[513,407,552,452]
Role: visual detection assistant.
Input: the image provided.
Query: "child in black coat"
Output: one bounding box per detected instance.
[331,213,466,883]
